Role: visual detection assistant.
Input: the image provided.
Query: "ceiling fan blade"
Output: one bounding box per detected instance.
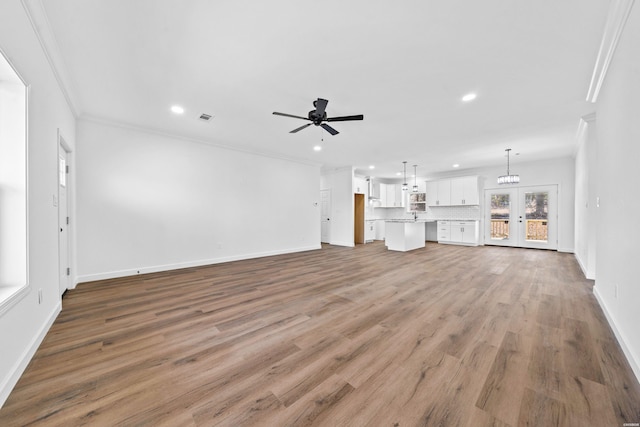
[326,114,364,122]
[290,123,312,133]
[320,123,339,135]
[314,98,328,116]
[273,112,310,121]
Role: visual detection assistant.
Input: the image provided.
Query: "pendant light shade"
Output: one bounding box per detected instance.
[412,165,419,192]
[498,149,519,185]
[402,161,408,191]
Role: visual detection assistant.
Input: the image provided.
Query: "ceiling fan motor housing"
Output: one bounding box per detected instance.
[309,110,327,125]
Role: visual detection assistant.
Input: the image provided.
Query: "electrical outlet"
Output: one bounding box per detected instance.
[38,288,43,304]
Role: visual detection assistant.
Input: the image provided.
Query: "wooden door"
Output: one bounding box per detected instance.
[354,194,365,244]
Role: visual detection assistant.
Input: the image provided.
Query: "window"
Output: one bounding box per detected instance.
[490,193,510,240]
[0,50,28,313]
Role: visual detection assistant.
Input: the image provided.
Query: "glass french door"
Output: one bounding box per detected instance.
[484,185,557,250]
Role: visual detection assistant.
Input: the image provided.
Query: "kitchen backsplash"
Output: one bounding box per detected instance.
[368,205,481,221]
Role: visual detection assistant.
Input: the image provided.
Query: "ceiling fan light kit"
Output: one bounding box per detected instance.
[273,98,364,135]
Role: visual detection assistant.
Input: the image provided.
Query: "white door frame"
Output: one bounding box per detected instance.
[320,189,331,244]
[484,185,558,250]
[58,131,73,295]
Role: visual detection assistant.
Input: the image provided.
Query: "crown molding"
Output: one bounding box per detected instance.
[581,112,597,123]
[587,0,635,103]
[20,0,81,117]
[78,114,323,169]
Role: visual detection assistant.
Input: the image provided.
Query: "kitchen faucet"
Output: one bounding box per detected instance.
[413,211,418,221]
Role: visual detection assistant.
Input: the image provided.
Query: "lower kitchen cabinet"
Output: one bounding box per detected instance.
[437,220,479,246]
[437,221,451,241]
[365,220,376,243]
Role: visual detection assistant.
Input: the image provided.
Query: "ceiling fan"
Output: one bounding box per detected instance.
[273,98,364,135]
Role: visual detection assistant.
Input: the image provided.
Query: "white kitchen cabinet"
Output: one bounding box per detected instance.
[427,176,479,206]
[437,220,451,241]
[377,184,406,207]
[386,184,406,207]
[365,220,376,242]
[353,176,367,195]
[426,180,451,206]
[443,220,479,246]
[450,176,479,205]
[379,183,387,207]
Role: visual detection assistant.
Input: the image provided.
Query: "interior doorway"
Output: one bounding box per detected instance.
[320,189,331,243]
[58,135,71,296]
[484,185,558,250]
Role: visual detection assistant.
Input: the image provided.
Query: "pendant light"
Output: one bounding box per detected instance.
[497,148,520,185]
[402,161,408,191]
[412,165,419,192]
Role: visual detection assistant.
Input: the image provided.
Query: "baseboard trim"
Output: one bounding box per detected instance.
[329,241,355,247]
[0,301,61,408]
[593,286,640,383]
[557,247,574,253]
[574,253,596,280]
[76,245,322,284]
[575,253,588,276]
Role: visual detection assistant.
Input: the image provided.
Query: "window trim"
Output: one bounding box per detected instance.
[0,49,30,317]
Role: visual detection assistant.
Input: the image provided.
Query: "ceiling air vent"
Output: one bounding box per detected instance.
[198,113,213,122]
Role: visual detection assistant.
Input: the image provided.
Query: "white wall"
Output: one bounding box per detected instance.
[0,0,77,407]
[76,120,321,281]
[574,115,597,279]
[592,3,640,380]
[320,167,354,247]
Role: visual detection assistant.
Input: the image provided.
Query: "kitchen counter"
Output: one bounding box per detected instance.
[385,219,435,223]
[385,220,426,252]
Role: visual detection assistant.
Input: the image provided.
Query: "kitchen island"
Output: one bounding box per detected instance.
[385,220,427,252]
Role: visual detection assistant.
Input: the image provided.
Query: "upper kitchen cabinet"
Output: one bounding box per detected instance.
[386,184,406,208]
[374,183,405,208]
[354,176,367,195]
[426,179,451,207]
[426,176,479,206]
[450,176,479,205]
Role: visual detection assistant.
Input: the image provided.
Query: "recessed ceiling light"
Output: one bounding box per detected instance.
[171,105,185,114]
[462,93,477,102]
[313,145,322,151]
[396,172,402,176]
[453,164,460,168]
[369,165,375,170]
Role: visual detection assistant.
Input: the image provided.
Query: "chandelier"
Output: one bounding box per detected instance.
[497,148,519,185]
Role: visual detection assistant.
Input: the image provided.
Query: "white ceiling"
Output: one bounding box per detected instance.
[38,0,609,178]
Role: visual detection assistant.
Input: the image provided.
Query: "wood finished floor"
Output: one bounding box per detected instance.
[1,242,639,426]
